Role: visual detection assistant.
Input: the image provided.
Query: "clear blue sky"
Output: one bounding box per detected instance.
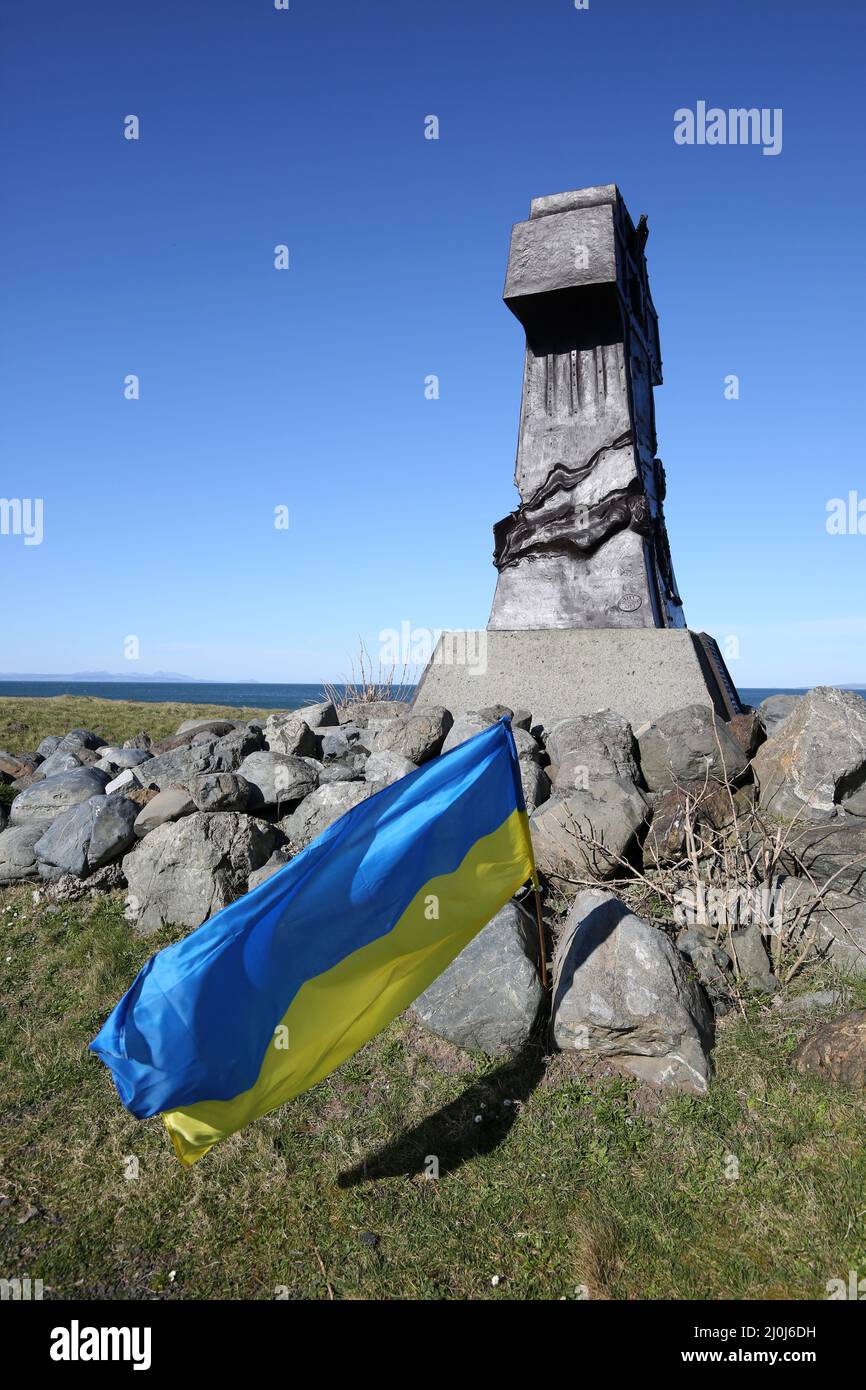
[1,0,863,686]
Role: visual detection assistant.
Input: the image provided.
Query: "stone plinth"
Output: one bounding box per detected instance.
[412,629,740,732]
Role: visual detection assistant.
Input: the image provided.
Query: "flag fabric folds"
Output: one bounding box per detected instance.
[90,717,535,1164]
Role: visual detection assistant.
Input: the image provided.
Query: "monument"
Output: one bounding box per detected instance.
[413,186,741,728]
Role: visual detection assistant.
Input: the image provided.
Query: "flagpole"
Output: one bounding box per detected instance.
[532,875,548,990]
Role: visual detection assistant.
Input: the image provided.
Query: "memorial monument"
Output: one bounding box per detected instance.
[414,185,741,727]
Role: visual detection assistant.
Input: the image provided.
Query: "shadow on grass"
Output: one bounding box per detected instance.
[337,1041,547,1186]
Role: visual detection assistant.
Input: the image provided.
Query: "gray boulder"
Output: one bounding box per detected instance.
[546,710,640,787]
[364,750,417,788]
[34,795,138,878]
[315,759,365,784]
[282,781,375,850]
[189,772,253,813]
[781,822,866,898]
[94,747,153,773]
[316,725,358,760]
[776,875,866,977]
[519,756,550,813]
[35,735,62,760]
[10,767,111,826]
[238,751,318,810]
[247,849,292,892]
[374,707,452,764]
[263,711,319,757]
[637,703,749,791]
[757,693,802,739]
[729,925,778,993]
[134,727,260,792]
[174,718,239,736]
[0,823,48,882]
[36,750,83,780]
[133,788,195,837]
[552,889,715,1093]
[409,902,543,1054]
[105,768,143,797]
[56,728,104,753]
[530,778,648,882]
[89,796,139,868]
[441,712,494,755]
[123,731,152,750]
[337,700,409,727]
[441,711,538,758]
[124,811,277,932]
[753,686,866,823]
[281,701,338,730]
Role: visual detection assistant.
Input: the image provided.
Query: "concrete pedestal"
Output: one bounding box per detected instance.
[412,629,741,731]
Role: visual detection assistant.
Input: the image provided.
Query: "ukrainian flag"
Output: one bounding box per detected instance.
[90,718,535,1164]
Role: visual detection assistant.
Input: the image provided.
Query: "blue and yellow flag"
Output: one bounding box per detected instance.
[90,717,535,1164]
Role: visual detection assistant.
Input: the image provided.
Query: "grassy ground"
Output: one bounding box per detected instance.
[2,696,865,1300]
[1,880,864,1300]
[0,695,273,752]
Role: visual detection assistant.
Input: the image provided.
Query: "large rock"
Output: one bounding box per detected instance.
[0,823,47,882]
[93,747,153,773]
[752,686,866,823]
[791,1010,866,1088]
[364,750,416,788]
[273,701,338,730]
[282,781,376,850]
[441,711,538,759]
[133,788,196,837]
[35,735,62,760]
[645,782,754,867]
[519,756,551,814]
[758,693,801,739]
[546,710,640,787]
[123,811,277,932]
[134,727,261,792]
[776,876,866,977]
[727,710,764,758]
[88,796,139,868]
[337,700,409,727]
[174,718,239,737]
[263,711,319,757]
[781,822,866,898]
[409,902,543,1054]
[530,778,648,882]
[247,849,292,892]
[729,925,778,994]
[9,767,111,825]
[0,750,33,781]
[552,889,715,1092]
[56,728,104,753]
[35,750,83,780]
[34,795,137,878]
[238,751,318,810]
[374,707,452,764]
[189,772,252,813]
[637,703,749,792]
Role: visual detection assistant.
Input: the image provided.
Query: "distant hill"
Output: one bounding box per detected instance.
[0,671,209,683]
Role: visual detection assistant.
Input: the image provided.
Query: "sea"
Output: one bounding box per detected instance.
[0,680,849,710]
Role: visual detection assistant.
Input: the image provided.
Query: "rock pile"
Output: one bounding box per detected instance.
[2,685,865,1092]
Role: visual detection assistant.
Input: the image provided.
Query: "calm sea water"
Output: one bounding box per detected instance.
[0,680,849,710]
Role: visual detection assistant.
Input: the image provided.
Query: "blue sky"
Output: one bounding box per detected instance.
[1,0,863,686]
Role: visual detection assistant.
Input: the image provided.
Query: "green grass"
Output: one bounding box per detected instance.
[2,882,865,1301]
[0,695,274,753]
